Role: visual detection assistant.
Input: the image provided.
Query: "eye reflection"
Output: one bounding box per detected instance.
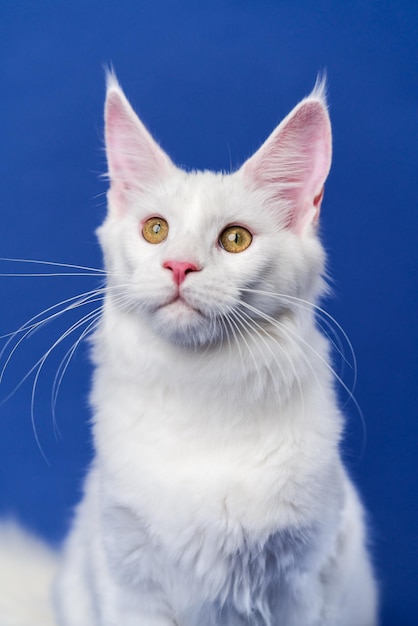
[142,217,169,244]
[219,226,252,253]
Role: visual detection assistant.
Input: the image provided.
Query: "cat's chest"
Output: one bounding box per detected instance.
[93,374,321,537]
[100,480,321,622]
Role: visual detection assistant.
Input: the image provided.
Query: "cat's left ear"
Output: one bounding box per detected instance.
[104,73,174,214]
[241,80,332,234]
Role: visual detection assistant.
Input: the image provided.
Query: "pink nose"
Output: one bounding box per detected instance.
[163,260,200,285]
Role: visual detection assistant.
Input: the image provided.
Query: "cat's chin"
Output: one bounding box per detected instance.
[150,299,220,348]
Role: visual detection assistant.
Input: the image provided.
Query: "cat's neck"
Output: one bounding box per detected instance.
[91,296,332,415]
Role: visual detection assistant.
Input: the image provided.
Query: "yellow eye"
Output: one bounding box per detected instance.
[219,225,252,253]
[142,217,169,244]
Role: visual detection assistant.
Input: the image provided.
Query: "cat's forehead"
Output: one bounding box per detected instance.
[148,168,260,230]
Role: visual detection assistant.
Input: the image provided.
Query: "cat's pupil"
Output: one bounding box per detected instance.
[228,233,238,243]
[153,224,161,234]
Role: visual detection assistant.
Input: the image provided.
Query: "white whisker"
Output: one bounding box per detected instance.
[51,313,102,431]
[1,306,102,407]
[0,257,106,274]
[218,313,233,356]
[240,287,358,395]
[239,299,366,445]
[0,282,134,378]
[223,312,247,380]
[0,272,107,277]
[0,287,106,342]
[0,289,109,382]
[234,306,305,413]
[27,305,112,459]
[228,309,265,393]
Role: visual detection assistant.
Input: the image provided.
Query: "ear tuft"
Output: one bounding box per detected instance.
[104,66,120,92]
[309,73,328,108]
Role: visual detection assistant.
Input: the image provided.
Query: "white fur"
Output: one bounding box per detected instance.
[0,79,378,625]
[0,524,57,625]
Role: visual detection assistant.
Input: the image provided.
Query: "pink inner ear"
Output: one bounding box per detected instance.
[242,98,332,233]
[105,86,172,207]
[313,187,324,209]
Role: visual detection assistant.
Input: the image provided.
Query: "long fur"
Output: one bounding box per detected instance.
[0,524,57,625]
[0,78,377,625]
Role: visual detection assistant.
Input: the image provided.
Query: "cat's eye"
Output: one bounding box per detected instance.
[219,225,252,253]
[142,217,169,244]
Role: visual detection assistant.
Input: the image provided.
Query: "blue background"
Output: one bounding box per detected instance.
[0,1,417,624]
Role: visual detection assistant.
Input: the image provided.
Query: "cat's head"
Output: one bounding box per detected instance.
[98,74,331,349]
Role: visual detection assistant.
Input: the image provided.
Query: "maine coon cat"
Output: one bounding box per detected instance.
[0,75,377,625]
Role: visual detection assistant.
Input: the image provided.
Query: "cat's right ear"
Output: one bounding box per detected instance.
[104,74,174,214]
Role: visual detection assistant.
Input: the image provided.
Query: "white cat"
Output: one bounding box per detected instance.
[0,75,378,625]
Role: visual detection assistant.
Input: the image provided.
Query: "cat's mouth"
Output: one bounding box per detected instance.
[161,294,203,316]
[166,293,187,306]
[150,292,218,348]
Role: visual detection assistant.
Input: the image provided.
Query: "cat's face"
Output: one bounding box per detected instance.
[99,75,331,348]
